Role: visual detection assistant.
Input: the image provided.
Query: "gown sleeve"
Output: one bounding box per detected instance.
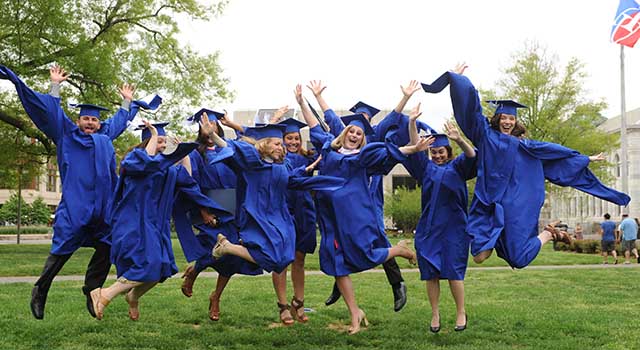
[100,95,163,140]
[324,109,345,137]
[450,152,478,181]
[310,124,334,152]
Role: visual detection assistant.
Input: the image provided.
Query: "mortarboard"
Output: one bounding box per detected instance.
[486,99,528,117]
[429,133,450,147]
[244,124,286,140]
[340,114,374,135]
[278,118,307,134]
[69,103,110,119]
[187,108,225,124]
[349,101,380,121]
[136,122,170,141]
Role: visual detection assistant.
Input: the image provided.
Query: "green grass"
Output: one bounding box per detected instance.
[0,239,605,277]
[0,268,638,349]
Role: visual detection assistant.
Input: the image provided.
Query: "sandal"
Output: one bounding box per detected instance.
[291,297,309,323]
[90,288,110,320]
[124,291,139,321]
[277,302,294,326]
[213,234,230,259]
[181,265,199,298]
[208,294,220,321]
[545,224,571,245]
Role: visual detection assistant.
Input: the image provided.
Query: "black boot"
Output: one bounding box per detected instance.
[392,282,407,312]
[324,282,341,306]
[82,243,111,318]
[31,254,71,320]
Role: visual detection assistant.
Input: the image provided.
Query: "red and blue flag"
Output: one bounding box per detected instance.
[612,0,640,47]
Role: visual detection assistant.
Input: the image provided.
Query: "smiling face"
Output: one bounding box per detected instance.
[497,113,516,135]
[76,115,101,134]
[156,136,167,153]
[283,132,301,154]
[429,146,450,165]
[343,125,365,150]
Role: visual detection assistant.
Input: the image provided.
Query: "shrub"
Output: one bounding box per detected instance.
[384,186,421,236]
[0,226,51,235]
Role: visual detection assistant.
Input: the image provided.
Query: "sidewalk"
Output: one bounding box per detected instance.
[1,263,638,284]
[0,234,52,245]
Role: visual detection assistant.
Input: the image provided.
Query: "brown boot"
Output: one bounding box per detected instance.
[181,265,200,298]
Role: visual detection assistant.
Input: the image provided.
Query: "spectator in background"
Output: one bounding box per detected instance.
[599,213,618,264]
[618,214,639,264]
[574,223,584,240]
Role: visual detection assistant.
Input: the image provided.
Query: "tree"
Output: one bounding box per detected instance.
[0,0,233,159]
[0,192,28,225]
[26,197,51,225]
[479,41,618,183]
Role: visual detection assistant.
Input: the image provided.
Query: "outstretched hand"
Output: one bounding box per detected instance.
[294,84,304,105]
[589,152,605,162]
[444,121,461,141]
[199,112,216,136]
[50,65,69,84]
[451,62,468,75]
[305,155,322,173]
[271,105,289,123]
[415,135,434,152]
[409,103,422,121]
[307,80,326,97]
[142,119,158,137]
[401,80,421,97]
[119,83,135,101]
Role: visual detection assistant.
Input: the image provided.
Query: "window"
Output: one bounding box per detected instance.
[46,162,57,192]
[392,175,417,191]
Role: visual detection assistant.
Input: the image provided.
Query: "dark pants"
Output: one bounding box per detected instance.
[382,257,403,286]
[35,242,111,296]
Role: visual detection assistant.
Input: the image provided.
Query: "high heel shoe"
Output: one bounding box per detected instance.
[212,234,230,258]
[397,240,417,265]
[208,294,220,321]
[277,302,294,326]
[90,288,110,321]
[180,265,199,298]
[348,309,369,335]
[454,313,468,332]
[430,313,440,333]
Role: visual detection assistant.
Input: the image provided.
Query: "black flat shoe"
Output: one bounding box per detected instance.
[30,286,46,320]
[325,282,341,306]
[392,282,407,312]
[430,325,441,333]
[454,314,468,332]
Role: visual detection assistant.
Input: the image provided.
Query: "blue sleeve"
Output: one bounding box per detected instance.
[450,153,477,181]
[422,72,489,145]
[358,142,402,176]
[371,111,404,142]
[324,109,344,137]
[120,149,162,175]
[287,173,345,191]
[401,152,429,183]
[223,140,263,171]
[0,65,72,144]
[310,124,334,151]
[99,108,135,140]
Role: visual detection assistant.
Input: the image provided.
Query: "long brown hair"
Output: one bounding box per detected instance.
[284,131,315,157]
[489,113,527,137]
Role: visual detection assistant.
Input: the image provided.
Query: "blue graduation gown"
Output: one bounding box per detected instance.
[391,147,476,280]
[310,125,400,276]
[421,72,631,268]
[210,140,344,273]
[172,148,262,277]
[285,152,318,254]
[110,148,221,282]
[0,65,151,255]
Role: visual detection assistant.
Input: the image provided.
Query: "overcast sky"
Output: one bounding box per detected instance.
[177,0,640,131]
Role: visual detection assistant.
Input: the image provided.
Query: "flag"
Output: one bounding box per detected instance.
[611,0,640,47]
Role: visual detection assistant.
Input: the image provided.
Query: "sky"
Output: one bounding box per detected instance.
[177,0,640,131]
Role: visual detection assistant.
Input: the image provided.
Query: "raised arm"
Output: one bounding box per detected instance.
[143,120,158,156]
[394,80,421,113]
[307,80,344,136]
[270,105,289,124]
[100,83,143,140]
[200,112,228,148]
[307,80,330,112]
[218,110,244,134]
[445,121,475,158]
[295,84,318,129]
[407,103,422,146]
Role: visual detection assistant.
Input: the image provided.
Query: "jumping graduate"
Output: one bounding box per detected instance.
[0,64,160,320]
[174,109,262,322]
[420,64,631,269]
[93,121,225,321]
[307,80,430,312]
[295,85,418,335]
[201,114,344,326]
[389,104,477,333]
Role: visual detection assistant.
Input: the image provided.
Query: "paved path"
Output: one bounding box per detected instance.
[1,263,638,284]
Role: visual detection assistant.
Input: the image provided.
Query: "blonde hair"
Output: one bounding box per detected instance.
[330,125,367,150]
[254,137,285,162]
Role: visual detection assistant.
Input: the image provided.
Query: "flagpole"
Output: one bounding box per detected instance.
[620,44,629,214]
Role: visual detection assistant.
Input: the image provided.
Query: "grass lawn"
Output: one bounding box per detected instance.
[0,268,637,349]
[0,238,605,277]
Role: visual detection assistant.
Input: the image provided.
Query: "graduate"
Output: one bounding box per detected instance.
[295,85,418,335]
[174,108,262,322]
[420,64,631,269]
[307,80,430,312]
[201,115,344,326]
[275,117,321,323]
[389,104,477,332]
[93,121,224,320]
[0,64,160,320]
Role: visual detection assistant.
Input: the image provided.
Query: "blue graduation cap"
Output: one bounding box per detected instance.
[486,99,527,117]
[244,124,286,140]
[187,108,225,124]
[278,118,307,134]
[349,101,380,121]
[136,122,170,141]
[69,103,110,119]
[428,133,450,147]
[340,114,374,135]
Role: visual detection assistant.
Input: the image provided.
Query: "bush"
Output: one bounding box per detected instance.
[553,239,626,255]
[0,193,51,225]
[384,186,421,235]
[0,226,51,235]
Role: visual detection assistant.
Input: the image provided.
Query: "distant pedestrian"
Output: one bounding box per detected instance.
[599,213,619,264]
[618,214,639,264]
